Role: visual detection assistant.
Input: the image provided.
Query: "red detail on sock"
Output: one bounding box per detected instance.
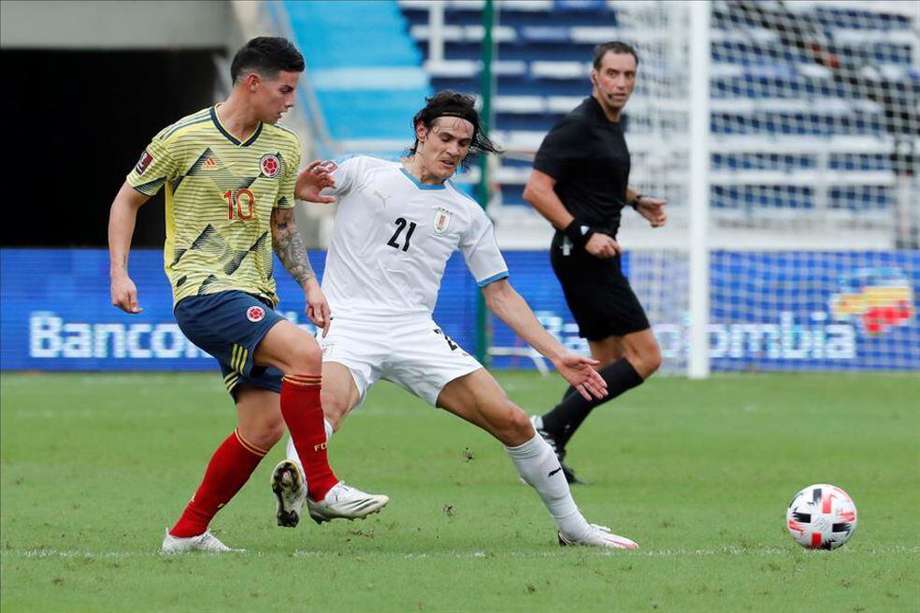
[280,378,338,500]
[170,430,264,538]
[283,374,322,386]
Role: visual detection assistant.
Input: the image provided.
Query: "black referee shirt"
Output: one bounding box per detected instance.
[532,96,631,238]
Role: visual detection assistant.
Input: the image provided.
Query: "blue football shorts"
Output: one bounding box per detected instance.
[174,290,287,398]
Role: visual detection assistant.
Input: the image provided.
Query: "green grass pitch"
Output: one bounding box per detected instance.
[2,371,918,612]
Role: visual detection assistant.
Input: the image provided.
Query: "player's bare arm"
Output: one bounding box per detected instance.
[270,206,331,335]
[524,169,620,259]
[626,187,667,228]
[108,181,151,314]
[482,279,608,400]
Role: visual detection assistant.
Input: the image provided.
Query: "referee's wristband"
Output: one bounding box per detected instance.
[563,220,595,248]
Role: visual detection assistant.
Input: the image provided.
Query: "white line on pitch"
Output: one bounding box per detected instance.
[5,544,918,560]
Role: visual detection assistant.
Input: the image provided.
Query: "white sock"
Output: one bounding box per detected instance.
[505,434,591,540]
[285,418,335,477]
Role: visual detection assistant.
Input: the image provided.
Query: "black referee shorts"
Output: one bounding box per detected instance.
[549,232,651,341]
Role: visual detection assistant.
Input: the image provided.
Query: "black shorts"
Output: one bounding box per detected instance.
[549,232,651,341]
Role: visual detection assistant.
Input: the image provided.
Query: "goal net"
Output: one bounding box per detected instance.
[545,0,919,374]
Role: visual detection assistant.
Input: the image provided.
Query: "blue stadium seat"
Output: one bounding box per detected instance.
[390,1,916,214]
[283,0,431,147]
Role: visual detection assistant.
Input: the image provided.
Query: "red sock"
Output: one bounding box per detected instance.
[169,429,266,538]
[281,374,338,501]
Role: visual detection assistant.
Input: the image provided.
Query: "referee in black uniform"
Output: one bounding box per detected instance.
[524,41,666,483]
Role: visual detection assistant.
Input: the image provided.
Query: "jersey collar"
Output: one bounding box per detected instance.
[399,167,446,190]
[210,106,263,147]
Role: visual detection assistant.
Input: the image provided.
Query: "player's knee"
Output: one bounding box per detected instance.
[321,392,349,427]
[491,406,533,445]
[242,417,285,450]
[625,341,662,379]
[262,419,286,447]
[286,341,322,375]
[510,409,535,439]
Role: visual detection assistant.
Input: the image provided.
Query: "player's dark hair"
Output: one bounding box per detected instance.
[592,41,639,69]
[408,90,502,168]
[231,37,305,84]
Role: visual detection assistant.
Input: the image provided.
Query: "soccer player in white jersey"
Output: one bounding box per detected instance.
[271,91,638,549]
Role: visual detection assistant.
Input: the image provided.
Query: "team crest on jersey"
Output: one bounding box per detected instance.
[135,150,153,175]
[260,153,282,178]
[246,306,265,322]
[433,207,452,234]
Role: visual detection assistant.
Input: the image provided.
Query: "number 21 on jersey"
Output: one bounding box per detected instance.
[387,217,417,251]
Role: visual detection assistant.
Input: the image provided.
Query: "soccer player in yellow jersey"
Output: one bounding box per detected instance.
[108,37,388,554]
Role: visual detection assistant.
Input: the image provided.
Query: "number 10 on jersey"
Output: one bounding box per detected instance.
[224,188,255,220]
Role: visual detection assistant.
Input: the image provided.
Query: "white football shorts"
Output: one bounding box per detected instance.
[317,314,483,406]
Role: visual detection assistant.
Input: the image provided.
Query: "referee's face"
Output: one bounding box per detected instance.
[592,51,637,117]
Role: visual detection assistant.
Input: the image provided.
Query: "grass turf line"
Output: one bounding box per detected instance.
[1,372,918,612]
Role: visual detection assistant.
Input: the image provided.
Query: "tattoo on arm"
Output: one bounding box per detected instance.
[271,207,316,288]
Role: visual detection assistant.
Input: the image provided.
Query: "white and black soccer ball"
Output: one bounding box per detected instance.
[786,483,858,550]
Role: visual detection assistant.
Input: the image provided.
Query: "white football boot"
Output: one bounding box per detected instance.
[558,524,639,550]
[271,459,307,528]
[307,482,390,524]
[160,529,243,554]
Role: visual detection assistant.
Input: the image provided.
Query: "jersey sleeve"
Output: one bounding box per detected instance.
[277,140,302,209]
[322,155,361,197]
[125,133,180,196]
[532,116,587,181]
[460,207,509,287]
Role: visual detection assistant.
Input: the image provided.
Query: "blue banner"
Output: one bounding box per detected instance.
[2,249,918,372]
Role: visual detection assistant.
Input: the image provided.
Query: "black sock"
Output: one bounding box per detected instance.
[541,358,644,448]
[559,385,578,402]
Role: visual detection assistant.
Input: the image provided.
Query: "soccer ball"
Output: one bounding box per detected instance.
[786,483,858,550]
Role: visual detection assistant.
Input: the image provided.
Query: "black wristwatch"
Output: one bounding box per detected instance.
[628,193,643,210]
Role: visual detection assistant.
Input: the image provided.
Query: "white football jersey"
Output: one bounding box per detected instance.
[319,155,509,317]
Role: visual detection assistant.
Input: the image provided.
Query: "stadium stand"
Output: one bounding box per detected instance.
[399,1,917,236]
[265,0,918,249]
[276,0,432,155]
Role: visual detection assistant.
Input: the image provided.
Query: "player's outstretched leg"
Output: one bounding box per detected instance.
[280,437,389,525]
[506,432,638,550]
[437,369,637,550]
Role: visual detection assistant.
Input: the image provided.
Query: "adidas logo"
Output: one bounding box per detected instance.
[203,158,218,169]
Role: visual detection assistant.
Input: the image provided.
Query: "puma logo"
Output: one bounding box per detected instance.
[373,189,392,207]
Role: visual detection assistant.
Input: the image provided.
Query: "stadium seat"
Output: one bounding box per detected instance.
[263,0,920,217]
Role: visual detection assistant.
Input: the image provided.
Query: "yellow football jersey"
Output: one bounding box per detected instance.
[126,105,302,306]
